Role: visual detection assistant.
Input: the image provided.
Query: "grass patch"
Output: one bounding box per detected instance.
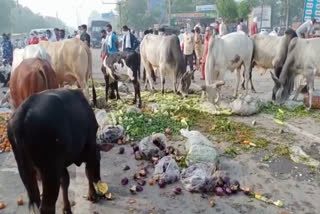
[273,145,290,158]
[107,92,271,155]
[262,102,320,121]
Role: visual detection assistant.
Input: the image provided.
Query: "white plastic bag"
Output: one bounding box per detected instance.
[181,163,216,192]
[154,156,180,184]
[180,129,219,167]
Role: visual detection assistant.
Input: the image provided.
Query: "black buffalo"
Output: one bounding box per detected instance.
[8,89,113,214]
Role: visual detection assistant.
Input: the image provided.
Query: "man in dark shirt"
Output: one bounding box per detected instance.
[80,24,90,47]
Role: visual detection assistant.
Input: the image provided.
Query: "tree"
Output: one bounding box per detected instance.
[0,0,15,32]
[117,0,162,30]
[217,0,238,23]
[238,0,259,19]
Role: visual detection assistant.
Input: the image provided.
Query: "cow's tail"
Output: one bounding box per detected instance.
[7,108,41,214]
[38,66,49,90]
[83,44,96,106]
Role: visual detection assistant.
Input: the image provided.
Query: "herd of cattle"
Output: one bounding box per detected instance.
[4,28,320,213]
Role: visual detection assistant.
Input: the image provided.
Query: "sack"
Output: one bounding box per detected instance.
[181,163,216,192]
[139,133,167,160]
[97,125,125,145]
[154,156,180,184]
[180,129,219,167]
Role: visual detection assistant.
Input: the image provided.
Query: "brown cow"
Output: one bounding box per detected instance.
[39,39,96,105]
[10,58,58,109]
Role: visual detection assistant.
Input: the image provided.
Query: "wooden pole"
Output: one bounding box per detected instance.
[285,0,290,28]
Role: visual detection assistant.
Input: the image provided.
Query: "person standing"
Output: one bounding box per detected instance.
[1,34,13,65]
[237,18,248,34]
[106,24,118,55]
[59,29,66,41]
[296,18,316,38]
[100,29,108,60]
[80,24,91,47]
[250,17,258,36]
[194,27,202,73]
[178,29,184,51]
[75,26,82,39]
[28,31,39,45]
[183,30,195,74]
[46,29,56,42]
[219,19,228,37]
[201,27,212,80]
[54,28,60,41]
[122,25,139,51]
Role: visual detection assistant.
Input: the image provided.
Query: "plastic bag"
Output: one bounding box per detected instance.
[97,125,125,145]
[180,129,218,167]
[154,156,180,184]
[231,95,261,116]
[139,133,167,160]
[181,163,216,192]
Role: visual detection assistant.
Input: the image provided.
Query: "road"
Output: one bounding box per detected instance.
[0,48,319,214]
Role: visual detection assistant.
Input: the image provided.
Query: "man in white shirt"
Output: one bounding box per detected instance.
[296,19,316,38]
[183,31,195,73]
[219,19,228,36]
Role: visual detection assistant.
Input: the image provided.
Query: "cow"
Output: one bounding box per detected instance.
[7,89,114,214]
[205,32,253,102]
[140,34,193,97]
[102,51,142,107]
[10,58,58,109]
[12,44,51,75]
[249,29,297,98]
[271,37,320,110]
[39,39,96,105]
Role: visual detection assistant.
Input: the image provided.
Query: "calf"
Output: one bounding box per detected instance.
[7,89,113,214]
[10,58,58,109]
[102,51,142,108]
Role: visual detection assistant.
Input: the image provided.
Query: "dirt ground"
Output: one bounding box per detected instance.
[0,48,320,214]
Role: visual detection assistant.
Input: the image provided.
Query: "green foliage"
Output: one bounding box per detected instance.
[262,102,320,122]
[217,0,239,23]
[118,0,162,30]
[238,0,259,19]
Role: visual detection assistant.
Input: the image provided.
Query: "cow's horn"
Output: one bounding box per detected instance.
[270,71,280,85]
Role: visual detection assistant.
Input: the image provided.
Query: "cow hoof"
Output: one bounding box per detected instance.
[63,208,73,214]
[87,192,98,203]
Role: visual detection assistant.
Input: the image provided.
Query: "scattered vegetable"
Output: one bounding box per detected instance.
[17,197,24,206]
[119,147,125,154]
[93,181,108,196]
[209,200,215,207]
[0,202,5,209]
[173,187,182,195]
[215,187,223,196]
[148,179,154,185]
[158,178,166,188]
[121,177,129,185]
[136,185,143,192]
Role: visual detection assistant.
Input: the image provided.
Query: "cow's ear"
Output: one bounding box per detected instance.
[97,143,114,152]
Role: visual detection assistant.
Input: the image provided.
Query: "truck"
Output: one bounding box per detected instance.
[89,20,109,48]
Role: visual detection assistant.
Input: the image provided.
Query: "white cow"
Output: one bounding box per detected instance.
[251,29,297,98]
[205,32,253,102]
[12,44,51,74]
[271,37,320,109]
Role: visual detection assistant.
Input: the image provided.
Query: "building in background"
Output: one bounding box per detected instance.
[171,4,217,29]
